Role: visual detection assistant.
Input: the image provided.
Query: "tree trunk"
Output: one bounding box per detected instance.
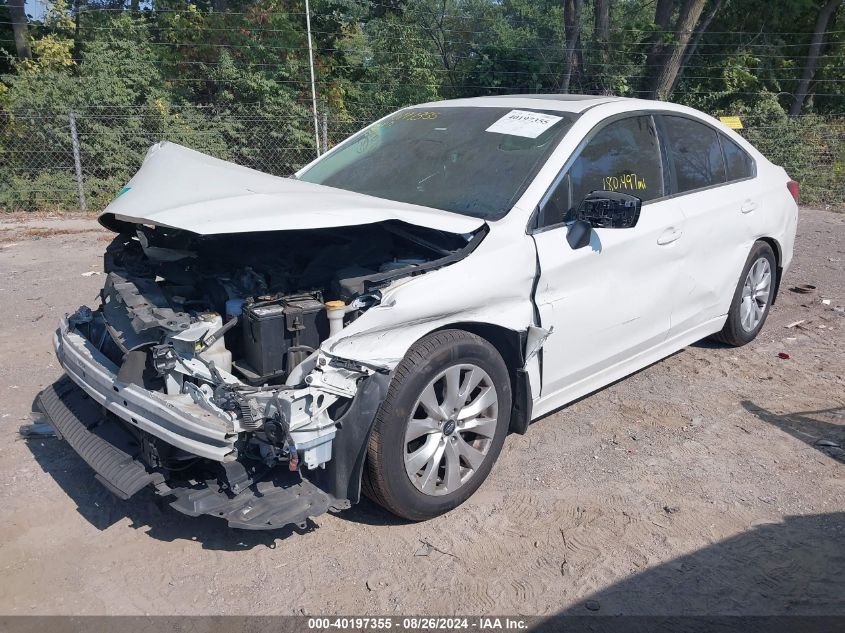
[594,0,610,41]
[671,0,723,94]
[653,0,676,29]
[646,0,707,100]
[7,0,31,60]
[73,0,83,63]
[641,0,676,96]
[574,44,585,91]
[561,0,584,93]
[790,0,841,116]
[593,0,612,93]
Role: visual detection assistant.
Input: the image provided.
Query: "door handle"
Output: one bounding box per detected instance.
[657,228,683,245]
[741,200,758,213]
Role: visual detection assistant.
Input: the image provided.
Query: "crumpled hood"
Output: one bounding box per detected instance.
[99,142,485,236]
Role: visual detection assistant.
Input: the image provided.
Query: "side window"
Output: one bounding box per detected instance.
[720,134,755,181]
[540,116,664,228]
[662,115,727,193]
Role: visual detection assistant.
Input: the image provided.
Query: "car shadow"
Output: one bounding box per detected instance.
[25,426,405,548]
[335,497,413,527]
[526,349,688,426]
[24,435,308,549]
[29,360,838,547]
[741,401,845,464]
[531,512,845,631]
[689,337,732,349]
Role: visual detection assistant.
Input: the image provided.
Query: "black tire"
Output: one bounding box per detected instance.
[712,241,777,347]
[362,329,512,521]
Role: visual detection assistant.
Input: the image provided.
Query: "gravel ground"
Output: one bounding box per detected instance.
[0,209,842,617]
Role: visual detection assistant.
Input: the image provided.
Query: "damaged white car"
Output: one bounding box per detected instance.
[38,95,798,529]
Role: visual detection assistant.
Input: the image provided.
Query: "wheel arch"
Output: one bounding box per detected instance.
[430,321,533,435]
[757,236,783,304]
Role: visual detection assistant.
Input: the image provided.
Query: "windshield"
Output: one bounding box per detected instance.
[298,107,574,220]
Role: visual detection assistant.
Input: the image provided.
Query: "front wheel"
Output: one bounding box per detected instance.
[713,241,777,346]
[362,330,511,521]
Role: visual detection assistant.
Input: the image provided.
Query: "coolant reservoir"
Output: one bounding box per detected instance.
[198,313,233,373]
[325,300,346,337]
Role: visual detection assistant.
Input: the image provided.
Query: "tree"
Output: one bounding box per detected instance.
[671,0,723,94]
[654,0,675,28]
[790,0,842,115]
[643,0,708,100]
[412,0,462,91]
[561,0,583,93]
[366,0,408,18]
[7,0,31,60]
[593,0,612,93]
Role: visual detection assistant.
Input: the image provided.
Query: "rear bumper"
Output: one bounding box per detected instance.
[36,377,335,530]
[54,316,237,462]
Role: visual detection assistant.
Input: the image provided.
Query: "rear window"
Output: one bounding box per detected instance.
[662,115,727,193]
[720,134,755,181]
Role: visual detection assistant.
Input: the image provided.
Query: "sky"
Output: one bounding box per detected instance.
[25,0,52,22]
[24,1,157,22]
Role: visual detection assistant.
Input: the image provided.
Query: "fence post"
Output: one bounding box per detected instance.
[321,111,328,154]
[68,111,87,212]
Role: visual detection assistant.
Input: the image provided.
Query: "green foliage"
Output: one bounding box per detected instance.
[0,1,315,209]
[0,0,842,210]
[739,101,844,207]
[0,3,18,75]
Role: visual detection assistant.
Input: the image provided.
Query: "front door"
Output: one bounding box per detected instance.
[531,114,685,401]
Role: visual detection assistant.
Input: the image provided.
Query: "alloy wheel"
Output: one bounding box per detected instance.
[740,256,772,332]
[403,363,499,496]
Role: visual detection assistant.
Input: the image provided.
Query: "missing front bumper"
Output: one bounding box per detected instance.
[36,377,337,530]
[54,315,238,462]
[45,309,393,529]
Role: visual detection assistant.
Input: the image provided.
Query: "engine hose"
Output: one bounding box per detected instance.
[198,315,239,353]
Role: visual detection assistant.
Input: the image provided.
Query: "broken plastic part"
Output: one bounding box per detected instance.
[524,325,553,364]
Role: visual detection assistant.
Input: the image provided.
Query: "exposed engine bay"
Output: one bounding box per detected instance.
[52,219,479,525]
[97,220,468,379]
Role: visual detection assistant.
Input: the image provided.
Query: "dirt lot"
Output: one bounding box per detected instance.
[0,209,842,617]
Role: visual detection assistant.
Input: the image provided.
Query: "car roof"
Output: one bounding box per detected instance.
[406,94,764,163]
[412,94,628,114]
[410,94,701,116]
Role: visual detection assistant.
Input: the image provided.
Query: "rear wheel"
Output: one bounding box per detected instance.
[713,241,777,346]
[362,330,511,521]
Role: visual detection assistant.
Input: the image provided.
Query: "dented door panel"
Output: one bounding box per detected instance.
[531,198,686,400]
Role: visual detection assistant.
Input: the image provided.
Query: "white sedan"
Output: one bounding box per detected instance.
[39,95,798,528]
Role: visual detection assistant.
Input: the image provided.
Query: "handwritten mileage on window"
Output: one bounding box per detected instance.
[379,111,439,127]
[602,173,647,192]
[354,111,440,153]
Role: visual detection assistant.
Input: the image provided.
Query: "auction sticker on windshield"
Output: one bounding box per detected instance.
[485,109,563,138]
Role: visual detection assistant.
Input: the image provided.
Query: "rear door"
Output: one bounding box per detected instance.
[658,115,759,335]
[531,114,686,399]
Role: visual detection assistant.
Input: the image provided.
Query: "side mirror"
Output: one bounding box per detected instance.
[566,219,592,250]
[576,191,642,229]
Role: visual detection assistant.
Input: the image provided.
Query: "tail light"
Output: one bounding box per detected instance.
[787,180,800,203]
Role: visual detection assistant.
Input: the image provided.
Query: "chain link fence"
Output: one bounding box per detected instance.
[1,105,842,212]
